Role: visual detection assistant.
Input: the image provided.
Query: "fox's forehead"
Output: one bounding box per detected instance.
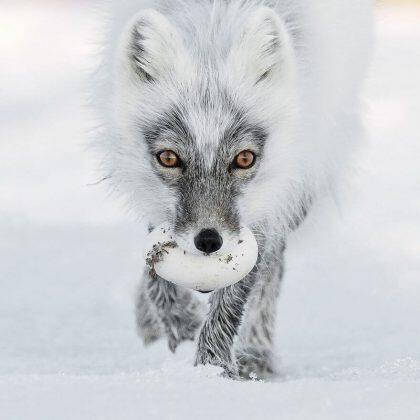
[141,85,267,166]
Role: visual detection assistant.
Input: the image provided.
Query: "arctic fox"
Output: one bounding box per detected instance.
[94,0,372,378]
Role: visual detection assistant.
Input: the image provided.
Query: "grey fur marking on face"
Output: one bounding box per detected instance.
[141,94,268,235]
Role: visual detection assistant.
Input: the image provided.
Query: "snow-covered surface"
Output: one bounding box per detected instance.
[1,2,419,419]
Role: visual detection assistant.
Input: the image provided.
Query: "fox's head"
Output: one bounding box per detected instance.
[110,5,299,254]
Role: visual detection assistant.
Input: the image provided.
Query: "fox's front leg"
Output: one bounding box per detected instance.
[137,271,205,352]
[194,276,254,377]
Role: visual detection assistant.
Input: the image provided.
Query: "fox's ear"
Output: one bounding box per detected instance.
[229,7,294,85]
[125,10,184,82]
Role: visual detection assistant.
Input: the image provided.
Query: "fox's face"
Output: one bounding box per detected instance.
[141,92,267,254]
[112,6,297,254]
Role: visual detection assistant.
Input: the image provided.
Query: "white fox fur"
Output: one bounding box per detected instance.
[92,0,373,378]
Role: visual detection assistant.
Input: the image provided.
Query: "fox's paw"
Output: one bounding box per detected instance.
[136,291,163,345]
[236,348,276,380]
[165,301,205,353]
[165,316,198,353]
[194,342,239,379]
[140,322,162,346]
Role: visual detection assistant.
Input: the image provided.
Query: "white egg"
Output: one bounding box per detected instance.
[144,224,258,292]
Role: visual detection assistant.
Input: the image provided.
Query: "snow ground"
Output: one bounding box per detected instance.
[0,2,419,419]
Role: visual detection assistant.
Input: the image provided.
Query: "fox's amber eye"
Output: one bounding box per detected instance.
[234,150,256,169]
[157,150,180,168]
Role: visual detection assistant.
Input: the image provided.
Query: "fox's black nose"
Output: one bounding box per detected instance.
[194,229,223,254]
